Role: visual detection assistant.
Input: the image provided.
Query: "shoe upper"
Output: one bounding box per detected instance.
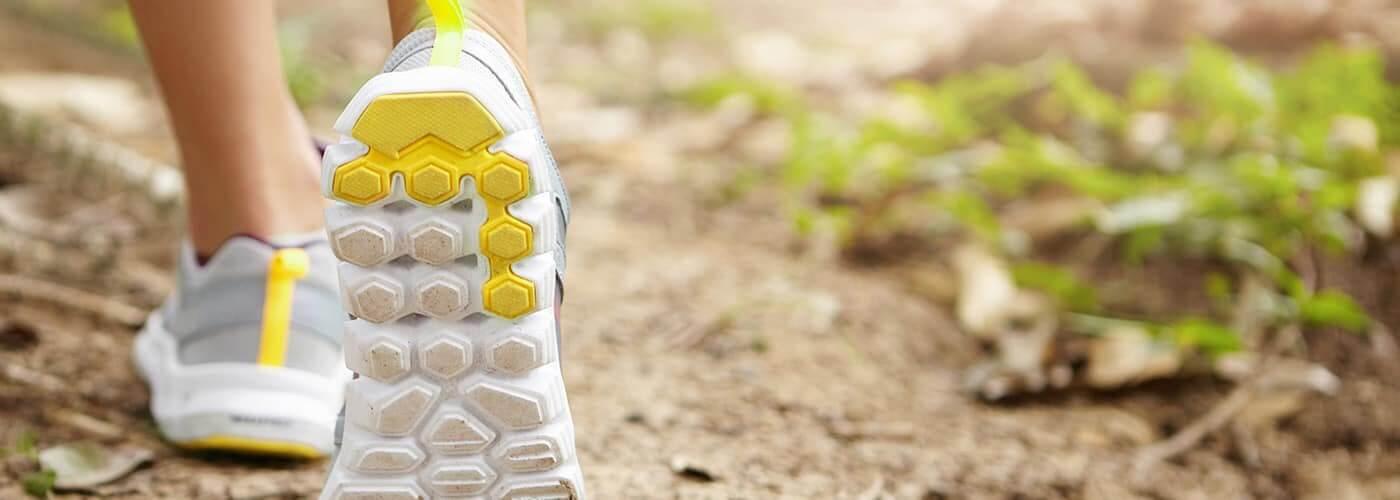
[157,234,344,375]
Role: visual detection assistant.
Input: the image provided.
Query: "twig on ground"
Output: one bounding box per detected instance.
[0,273,145,326]
[1,362,66,392]
[1231,419,1262,468]
[1133,378,1257,475]
[46,408,124,440]
[0,101,182,211]
[1134,332,1339,475]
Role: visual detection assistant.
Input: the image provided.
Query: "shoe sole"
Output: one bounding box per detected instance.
[133,319,342,459]
[319,67,584,499]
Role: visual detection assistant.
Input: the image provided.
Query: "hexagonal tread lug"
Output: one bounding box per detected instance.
[371,385,437,436]
[416,275,470,318]
[351,278,406,323]
[420,336,472,379]
[333,223,394,267]
[425,461,498,497]
[421,411,496,455]
[409,222,461,265]
[483,274,536,319]
[488,335,544,375]
[480,161,528,202]
[483,217,533,261]
[332,162,391,205]
[363,339,410,382]
[407,163,458,205]
[465,382,547,430]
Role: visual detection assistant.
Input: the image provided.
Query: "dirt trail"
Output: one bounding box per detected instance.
[1,1,1399,499]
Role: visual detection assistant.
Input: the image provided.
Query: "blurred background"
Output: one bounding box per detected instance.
[0,0,1398,498]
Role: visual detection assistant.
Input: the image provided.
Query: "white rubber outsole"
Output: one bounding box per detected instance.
[318,67,585,500]
[133,315,346,457]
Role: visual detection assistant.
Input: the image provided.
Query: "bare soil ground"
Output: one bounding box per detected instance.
[1,1,1399,498]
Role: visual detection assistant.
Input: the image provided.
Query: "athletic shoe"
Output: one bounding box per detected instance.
[134,234,350,458]
[317,26,585,499]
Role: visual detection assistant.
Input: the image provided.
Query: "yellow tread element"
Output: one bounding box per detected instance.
[424,0,466,67]
[180,435,324,460]
[257,248,310,366]
[482,274,535,319]
[335,92,537,318]
[350,93,503,156]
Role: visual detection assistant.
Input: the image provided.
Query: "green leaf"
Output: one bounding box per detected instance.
[1276,44,1398,166]
[1298,289,1370,332]
[930,190,1001,245]
[22,470,55,498]
[895,66,1030,147]
[792,207,818,236]
[13,429,38,458]
[1205,273,1232,306]
[1128,68,1174,109]
[1180,39,1272,125]
[1049,60,1125,129]
[1122,227,1167,263]
[680,75,805,117]
[38,443,155,491]
[1168,318,1243,356]
[99,5,139,50]
[1012,262,1100,312]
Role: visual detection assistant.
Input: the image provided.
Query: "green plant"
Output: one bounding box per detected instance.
[22,470,55,498]
[691,39,1388,354]
[277,19,325,108]
[10,430,52,497]
[11,429,38,458]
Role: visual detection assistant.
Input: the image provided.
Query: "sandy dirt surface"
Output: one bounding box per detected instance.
[1,1,1399,498]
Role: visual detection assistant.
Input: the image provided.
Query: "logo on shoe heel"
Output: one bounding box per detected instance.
[229,414,294,427]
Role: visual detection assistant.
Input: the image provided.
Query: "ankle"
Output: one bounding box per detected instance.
[183,139,325,256]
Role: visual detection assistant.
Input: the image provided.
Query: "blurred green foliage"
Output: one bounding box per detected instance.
[7,429,52,497]
[99,4,140,50]
[277,19,326,108]
[1298,289,1371,333]
[9,429,37,458]
[688,40,1394,352]
[22,470,55,497]
[1012,261,1100,313]
[580,0,717,40]
[2,1,348,109]
[1168,318,1245,356]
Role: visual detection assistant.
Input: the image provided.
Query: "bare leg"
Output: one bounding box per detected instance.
[130,0,323,256]
[386,0,529,75]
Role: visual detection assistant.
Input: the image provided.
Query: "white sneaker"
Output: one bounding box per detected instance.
[134,234,350,458]
[318,26,585,499]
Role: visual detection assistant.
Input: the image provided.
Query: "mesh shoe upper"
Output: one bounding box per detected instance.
[158,234,344,375]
